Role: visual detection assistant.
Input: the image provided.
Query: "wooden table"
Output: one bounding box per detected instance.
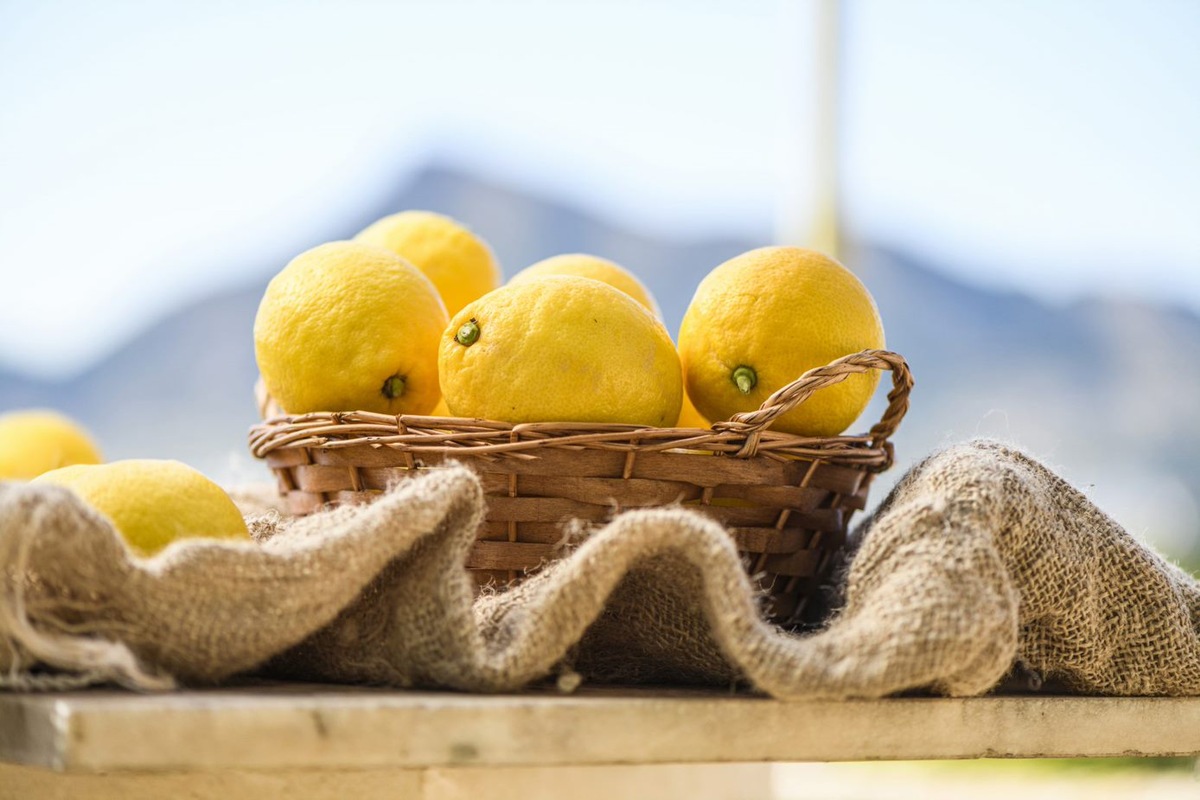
[3,683,1198,799]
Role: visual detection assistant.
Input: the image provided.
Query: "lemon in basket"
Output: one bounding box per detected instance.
[678,246,884,437]
[33,459,251,556]
[509,254,661,317]
[354,210,501,316]
[676,389,710,428]
[0,409,103,480]
[440,276,682,426]
[254,241,448,415]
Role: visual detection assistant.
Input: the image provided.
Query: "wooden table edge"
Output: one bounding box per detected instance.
[3,684,1198,774]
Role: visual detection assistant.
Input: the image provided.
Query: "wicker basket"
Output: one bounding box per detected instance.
[249,349,912,626]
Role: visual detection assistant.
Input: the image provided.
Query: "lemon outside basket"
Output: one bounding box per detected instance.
[248,349,912,627]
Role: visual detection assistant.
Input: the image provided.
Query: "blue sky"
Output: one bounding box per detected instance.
[1,0,1197,377]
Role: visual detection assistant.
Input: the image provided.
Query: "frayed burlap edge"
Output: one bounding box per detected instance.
[4,441,1198,698]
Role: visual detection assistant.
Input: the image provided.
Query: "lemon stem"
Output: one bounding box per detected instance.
[455,319,480,346]
[732,365,757,395]
[382,375,406,399]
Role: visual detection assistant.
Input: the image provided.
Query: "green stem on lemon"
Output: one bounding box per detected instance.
[732,365,757,395]
[455,319,481,346]
[382,374,406,399]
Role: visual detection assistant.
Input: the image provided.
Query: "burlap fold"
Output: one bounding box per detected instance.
[0,467,484,689]
[2,440,1198,697]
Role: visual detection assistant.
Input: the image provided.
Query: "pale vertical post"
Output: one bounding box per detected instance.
[811,0,843,259]
[775,0,844,260]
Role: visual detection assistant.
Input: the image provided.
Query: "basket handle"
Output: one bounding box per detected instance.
[711,349,913,457]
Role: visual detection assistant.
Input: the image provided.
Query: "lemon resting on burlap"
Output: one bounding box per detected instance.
[679,246,885,437]
[33,459,250,556]
[354,210,501,317]
[509,253,661,318]
[254,240,449,415]
[0,409,103,480]
[439,276,682,426]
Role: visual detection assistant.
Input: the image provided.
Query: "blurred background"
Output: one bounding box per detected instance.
[1,0,1198,576]
[3,0,1199,792]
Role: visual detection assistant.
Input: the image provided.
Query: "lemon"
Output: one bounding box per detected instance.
[676,390,711,428]
[33,460,250,555]
[440,276,682,426]
[253,375,286,418]
[354,210,501,316]
[509,254,661,317]
[0,410,102,480]
[678,246,884,437]
[254,241,448,415]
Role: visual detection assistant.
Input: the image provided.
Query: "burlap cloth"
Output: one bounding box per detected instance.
[2,440,1197,697]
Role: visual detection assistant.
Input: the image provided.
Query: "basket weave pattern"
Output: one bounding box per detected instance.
[250,349,912,626]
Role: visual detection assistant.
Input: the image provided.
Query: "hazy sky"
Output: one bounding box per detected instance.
[1,0,1197,378]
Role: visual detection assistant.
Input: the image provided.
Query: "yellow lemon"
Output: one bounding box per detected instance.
[33,460,250,555]
[676,389,711,428]
[0,409,102,480]
[440,276,682,426]
[254,241,448,415]
[353,210,502,316]
[678,246,884,437]
[509,254,661,317]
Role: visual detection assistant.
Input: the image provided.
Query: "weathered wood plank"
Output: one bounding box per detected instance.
[0,761,772,800]
[2,685,1197,774]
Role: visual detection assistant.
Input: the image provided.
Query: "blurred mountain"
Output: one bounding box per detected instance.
[3,164,1198,560]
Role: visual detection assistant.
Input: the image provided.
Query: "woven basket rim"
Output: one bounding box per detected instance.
[250,349,912,466]
[249,349,912,470]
